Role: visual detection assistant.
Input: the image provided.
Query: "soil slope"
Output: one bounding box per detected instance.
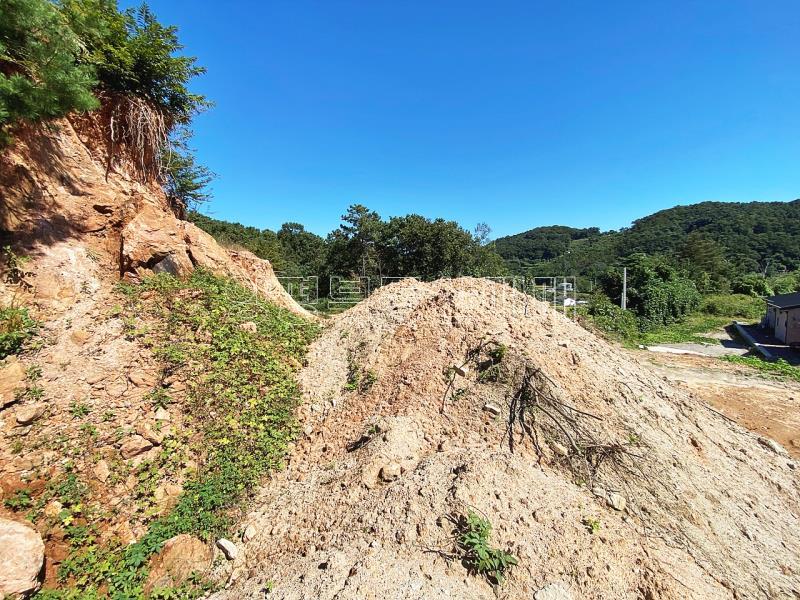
[213,279,800,600]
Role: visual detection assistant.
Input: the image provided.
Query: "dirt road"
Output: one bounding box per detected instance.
[638,350,800,459]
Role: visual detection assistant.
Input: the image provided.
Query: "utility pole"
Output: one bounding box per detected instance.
[621,267,627,310]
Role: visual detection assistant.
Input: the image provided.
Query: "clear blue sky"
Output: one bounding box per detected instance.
[126,0,799,239]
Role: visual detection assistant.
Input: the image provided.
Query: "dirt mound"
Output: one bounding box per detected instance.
[214,278,800,599]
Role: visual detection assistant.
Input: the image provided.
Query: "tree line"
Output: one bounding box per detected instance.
[189,205,507,293]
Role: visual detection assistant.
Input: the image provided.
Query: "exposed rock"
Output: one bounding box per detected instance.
[483,401,502,416]
[154,407,171,421]
[216,538,239,560]
[143,534,212,595]
[242,524,257,542]
[0,357,25,408]
[453,364,469,377]
[551,442,569,457]
[758,437,789,457]
[238,321,258,334]
[137,423,164,445]
[0,517,45,597]
[534,582,573,600]
[93,459,110,482]
[379,463,402,482]
[15,404,45,425]
[608,493,627,512]
[128,370,158,388]
[70,329,91,345]
[120,435,154,459]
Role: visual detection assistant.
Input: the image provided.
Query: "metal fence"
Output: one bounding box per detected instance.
[276,276,319,306]
[275,274,581,318]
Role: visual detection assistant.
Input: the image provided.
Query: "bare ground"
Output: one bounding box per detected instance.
[640,351,800,460]
[211,279,800,600]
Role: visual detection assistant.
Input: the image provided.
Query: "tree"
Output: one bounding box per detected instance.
[0,0,99,141]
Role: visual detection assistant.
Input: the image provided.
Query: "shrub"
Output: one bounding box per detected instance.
[585,293,639,341]
[731,274,773,297]
[0,0,98,140]
[638,278,700,329]
[0,305,37,358]
[701,294,764,321]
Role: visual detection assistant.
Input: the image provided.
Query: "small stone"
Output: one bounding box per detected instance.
[70,330,91,345]
[758,437,788,457]
[216,538,238,560]
[154,407,171,421]
[86,372,105,385]
[242,524,256,542]
[129,370,157,388]
[379,462,402,482]
[483,402,502,416]
[238,321,258,334]
[552,442,569,457]
[0,516,45,597]
[558,340,569,348]
[607,493,626,512]
[120,435,153,459]
[43,500,63,519]
[534,582,573,600]
[93,460,111,482]
[15,404,45,425]
[137,423,164,445]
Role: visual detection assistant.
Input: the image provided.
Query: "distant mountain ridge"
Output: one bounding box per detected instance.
[495,199,800,275]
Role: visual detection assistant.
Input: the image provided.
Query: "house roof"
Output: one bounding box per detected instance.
[766,291,800,310]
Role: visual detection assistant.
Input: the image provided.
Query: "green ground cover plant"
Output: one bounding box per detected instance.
[38,269,318,599]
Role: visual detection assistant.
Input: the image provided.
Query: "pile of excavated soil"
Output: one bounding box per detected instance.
[213,278,800,600]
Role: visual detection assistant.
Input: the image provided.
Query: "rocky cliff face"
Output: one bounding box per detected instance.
[0,115,307,596]
[0,116,305,316]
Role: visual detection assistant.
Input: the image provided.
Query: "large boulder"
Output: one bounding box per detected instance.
[0,517,44,597]
[143,534,213,595]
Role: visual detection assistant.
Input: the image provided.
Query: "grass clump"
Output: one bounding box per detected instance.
[721,355,800,382]
[0,305,37,359]
[42,269,319,599]
[455,510,518,585]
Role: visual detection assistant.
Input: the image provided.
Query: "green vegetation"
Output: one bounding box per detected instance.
[721,355,800,383]
[455,510,518,584]
[497,200,800,280]
[38,270,318,599]
[0,0,98,143]
[191,205,508,297]
[0,304,37,358]
[584,292,764,348]
[1,0,210,208]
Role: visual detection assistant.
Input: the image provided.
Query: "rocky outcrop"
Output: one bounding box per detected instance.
[0,116,309,317]
[143,534,213,595]
[0,517,44,597]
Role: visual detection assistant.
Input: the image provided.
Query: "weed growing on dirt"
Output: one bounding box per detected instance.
[42,269,318,598]
[721,355,800,382]
[3,488,32,510]
[455,510,518,584]
[582,516,601,534]
[0,304,37,359]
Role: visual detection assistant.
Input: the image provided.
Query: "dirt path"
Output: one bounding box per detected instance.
[638,350,800,459]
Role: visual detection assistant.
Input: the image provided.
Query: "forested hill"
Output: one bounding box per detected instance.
[496,200,800,276]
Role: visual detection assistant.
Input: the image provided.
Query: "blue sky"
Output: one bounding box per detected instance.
[127,0,799,239]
